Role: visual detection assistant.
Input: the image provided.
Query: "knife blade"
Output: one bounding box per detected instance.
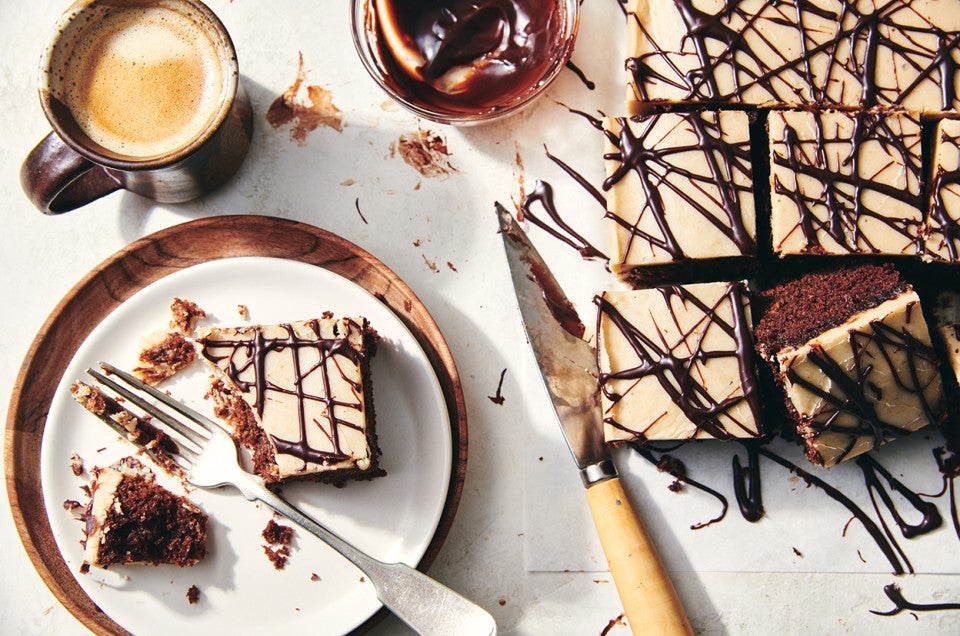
[497,203,692,636]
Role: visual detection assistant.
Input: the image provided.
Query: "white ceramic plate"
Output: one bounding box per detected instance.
[40,256,452,636]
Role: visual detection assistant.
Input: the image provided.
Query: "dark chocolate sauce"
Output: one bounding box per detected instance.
[627,1,960,109]
[856,455,942,540]
[564,60,595,90]
[870,584,960,617]
[199,320,366,467]
[732,442,764,522]
[770,110,923,255]
[374,0,566,114]
[596,282,763,441]
[634,446,729,530]
[602,112,756,261]
[521,179,606,261]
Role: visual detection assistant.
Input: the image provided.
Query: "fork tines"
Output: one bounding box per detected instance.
[79,362,217,475]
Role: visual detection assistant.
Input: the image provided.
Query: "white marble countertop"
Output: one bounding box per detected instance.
[2,1,959,634]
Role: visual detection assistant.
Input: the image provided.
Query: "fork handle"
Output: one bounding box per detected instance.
[245,479,497,636]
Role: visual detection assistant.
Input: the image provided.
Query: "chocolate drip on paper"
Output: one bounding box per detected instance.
[199,320,365,467]
[521,180,606,261]
[927,126,960,261]
[856,455,941,541]
[628,1,960,109]
[784,314,943,464]
[870,584,960,617]
[732,442,764,522]
[930,447,960,542]
[597,282,762,441]
[634,446,729,530]
[771,110,923,255]
[602,112,755,262]
[756,446,910,574]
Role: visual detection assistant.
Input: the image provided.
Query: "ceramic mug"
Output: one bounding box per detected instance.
[21,0,253,214]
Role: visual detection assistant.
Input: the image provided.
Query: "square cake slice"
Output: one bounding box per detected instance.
[755,264,945,468]
[82,457,207,569]
[596,281,763,444]
[626,0,960,112]
[198,317,383,485]
[769,109,923,256]
[923,119,960,261]
[602,112,756,284]
[626,0,816,109]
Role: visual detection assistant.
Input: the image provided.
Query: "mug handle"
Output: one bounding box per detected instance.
[21,132,123,214]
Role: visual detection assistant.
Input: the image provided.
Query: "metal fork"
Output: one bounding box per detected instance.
[86,362,497,636]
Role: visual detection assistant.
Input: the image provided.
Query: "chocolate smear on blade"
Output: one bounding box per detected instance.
[267,52,344,144]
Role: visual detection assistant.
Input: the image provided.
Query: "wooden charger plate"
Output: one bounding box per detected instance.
[5,214,468,635]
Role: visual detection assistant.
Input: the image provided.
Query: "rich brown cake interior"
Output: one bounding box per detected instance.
[754,263,908,355]
[87,470,207,567]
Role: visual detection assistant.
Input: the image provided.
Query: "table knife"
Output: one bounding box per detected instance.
[496,204,692,636]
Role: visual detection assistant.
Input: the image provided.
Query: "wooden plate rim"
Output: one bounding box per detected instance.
[4,214,469,635]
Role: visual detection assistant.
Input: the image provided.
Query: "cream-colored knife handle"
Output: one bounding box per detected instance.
[585,477,693,636]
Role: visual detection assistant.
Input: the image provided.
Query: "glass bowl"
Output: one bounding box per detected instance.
[350,0,580,125]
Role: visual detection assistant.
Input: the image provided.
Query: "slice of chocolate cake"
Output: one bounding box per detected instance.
[596,281,763,444]
[602,111,756,285]
[626,0,960,112]
[755,264,946,467]
[768,109,924,257]
[198,317,383,485]
[82,457,207,569]
[923,118,960,262]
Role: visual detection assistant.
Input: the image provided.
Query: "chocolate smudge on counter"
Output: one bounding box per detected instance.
[488,368,507,405]
[871,584,960,616]
[354,198,368,224]
[396,129,457,178]
[792,547,803,557]
[565,60,596,90]
[600,613,625,636]
[446,261,458,272]
[512,148,526,218]
[266,52,344,144]
[422,255,439,273]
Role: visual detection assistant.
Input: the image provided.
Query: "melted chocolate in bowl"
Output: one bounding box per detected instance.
[357,0,577,122]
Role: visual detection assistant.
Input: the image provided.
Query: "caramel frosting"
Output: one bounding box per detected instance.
[602,111,756,274]
[596,281,763,444]
[923,119,960,261]
[769,109,924,256]
[198,317,374,481]
[776,291,943,467]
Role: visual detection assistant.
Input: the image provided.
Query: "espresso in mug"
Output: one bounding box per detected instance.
[51,3,226,158]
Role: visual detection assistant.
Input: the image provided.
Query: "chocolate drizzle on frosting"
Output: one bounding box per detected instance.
[628,0,960,110]
[597,282,762,440]
[784,316,943,464]
[769,110,923,255]
[926,123,960,261]
[200,320,365,466]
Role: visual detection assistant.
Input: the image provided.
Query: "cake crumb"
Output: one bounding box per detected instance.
[170,298,206,334]
[69,453,84,476]
[79,562,90,574]
[600,613,626,635]
[360,576,366,583]
[498,598,507,606]
[186,585,201,604]
[262,519,295,546]
[237,304,249,320]
[63,499,83,512]
[310,573,320,582]
[133,331,196,385]
[793,547,803,557]
[264,545,291,570]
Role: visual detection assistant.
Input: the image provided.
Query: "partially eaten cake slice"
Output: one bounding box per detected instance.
[755,264,946,467]
[197,316,383,485]
[82,457,207,569]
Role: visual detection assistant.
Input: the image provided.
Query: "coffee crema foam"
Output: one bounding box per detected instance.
[61,6,225,158]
